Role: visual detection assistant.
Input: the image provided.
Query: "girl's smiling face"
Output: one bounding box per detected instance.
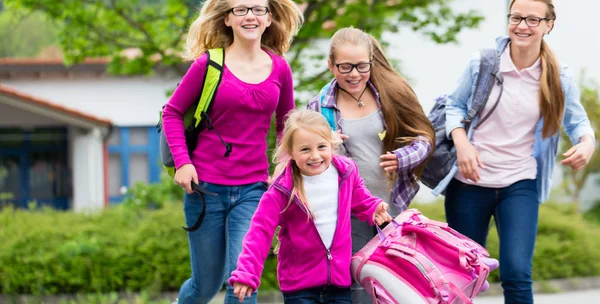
[290,128,333,176]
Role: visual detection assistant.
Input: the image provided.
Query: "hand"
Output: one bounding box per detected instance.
[561,137,595,170]
[374,202,393,226]
[455,140,484,183]
[337,130,349,141]
[379,151,398,173]
[233,282,254,302]
[174,163,198,194]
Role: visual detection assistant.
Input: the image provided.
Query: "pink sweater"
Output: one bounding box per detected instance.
[229,155,381,293]
[161,50,295,185]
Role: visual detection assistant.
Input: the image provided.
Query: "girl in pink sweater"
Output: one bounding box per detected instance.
[161,0,303,303]
[229,109,392,303]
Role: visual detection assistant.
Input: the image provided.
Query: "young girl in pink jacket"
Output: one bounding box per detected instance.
[229,109,392,303]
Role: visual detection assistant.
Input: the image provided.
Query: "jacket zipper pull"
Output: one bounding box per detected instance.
[326,249,332,260]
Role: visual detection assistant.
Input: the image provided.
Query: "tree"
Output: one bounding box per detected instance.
[0,8,58,57]
[560,76,600,207]
[5,0,483,91]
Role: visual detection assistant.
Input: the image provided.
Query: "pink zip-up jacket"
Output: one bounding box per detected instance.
[228,155,382,293]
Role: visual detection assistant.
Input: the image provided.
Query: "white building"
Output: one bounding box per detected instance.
[0,59,179,211]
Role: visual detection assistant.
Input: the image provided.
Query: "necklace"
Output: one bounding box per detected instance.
[338,85,368,107]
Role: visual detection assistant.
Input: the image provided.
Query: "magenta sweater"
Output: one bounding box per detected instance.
[229,155,381,293]
[162,50,295,185]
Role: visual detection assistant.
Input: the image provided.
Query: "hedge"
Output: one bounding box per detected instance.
[1,200,599,295]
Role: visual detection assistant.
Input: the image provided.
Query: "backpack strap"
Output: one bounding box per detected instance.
[461,48,503,130]
[193,48,224,128]
[317,82,337,131]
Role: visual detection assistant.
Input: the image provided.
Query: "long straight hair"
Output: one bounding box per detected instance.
[328,27,435,179]
[509,0,564,138]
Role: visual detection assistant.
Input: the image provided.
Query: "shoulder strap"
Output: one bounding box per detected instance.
[317,82,337,131]
[192,48,225,128]
[462,48,502,128]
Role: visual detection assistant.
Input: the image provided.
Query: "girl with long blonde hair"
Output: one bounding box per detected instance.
[307,27,435,304]
[437,0,595,302]
[229,109,392,303]
[161,0,302,303]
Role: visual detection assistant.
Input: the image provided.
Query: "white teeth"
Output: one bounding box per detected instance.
[516,33,530,37]
[242,25,258,29]
[348,80,359,85]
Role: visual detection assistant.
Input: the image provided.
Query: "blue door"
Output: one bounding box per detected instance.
[0,128,69,210]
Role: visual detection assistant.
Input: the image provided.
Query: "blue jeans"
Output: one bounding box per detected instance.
[177,181,267,304]
[444,178,538,304]
[283,286,352,304]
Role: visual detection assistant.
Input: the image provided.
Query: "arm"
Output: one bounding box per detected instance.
[228,189,283,292]
[274,60,295,142]
[380,136,431,173]
[161,55,208,169]
[560,70,596,170]
[446,54,484,182]
[445,53,478,139]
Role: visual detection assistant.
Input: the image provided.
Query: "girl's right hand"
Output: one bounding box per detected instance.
[233,282,254,302]
[174,163,198,193]
[455,140,484,183]
[451,128,484,183]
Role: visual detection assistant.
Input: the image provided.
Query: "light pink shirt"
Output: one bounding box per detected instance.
[456,44,541,187]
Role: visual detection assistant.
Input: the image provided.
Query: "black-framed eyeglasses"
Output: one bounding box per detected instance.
[229,6,269,16]
[333,61,372,74]
[507,14,551,27]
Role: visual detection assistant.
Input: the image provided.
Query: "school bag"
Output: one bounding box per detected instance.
[351,209,499,304]
[156,48,227,232]
[420,48,504,190]
[157,48,231,178]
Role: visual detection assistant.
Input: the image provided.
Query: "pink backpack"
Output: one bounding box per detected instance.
[351,209,499,304]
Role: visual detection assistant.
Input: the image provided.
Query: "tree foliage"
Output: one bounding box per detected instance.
[0,7,58,58]
[5,0,483,92]
[560,76,600,206]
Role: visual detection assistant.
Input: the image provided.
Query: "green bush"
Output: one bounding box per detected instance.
[412,201,600,282]
[0,203,279,295]
[1,199,599,295]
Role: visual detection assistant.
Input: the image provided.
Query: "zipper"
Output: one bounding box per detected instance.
[273,162,353,286]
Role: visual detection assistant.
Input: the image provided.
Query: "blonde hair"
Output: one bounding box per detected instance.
[184,0,303,60]
[328,27,435,180]
[272,109,342,218]
[509,0,563,138]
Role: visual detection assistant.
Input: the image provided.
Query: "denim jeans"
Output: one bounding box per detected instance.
[283,286,352,304]
[444,178,538,304]
[177,181,267,304]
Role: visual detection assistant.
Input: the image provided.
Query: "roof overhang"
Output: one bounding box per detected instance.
[0,84,112,136]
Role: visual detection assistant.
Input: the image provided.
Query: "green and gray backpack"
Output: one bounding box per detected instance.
[157,48,231,178]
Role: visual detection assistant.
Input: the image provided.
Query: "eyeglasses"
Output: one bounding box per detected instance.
[229,6,269,16]
[333,61,372,74]
[507,14,551,27]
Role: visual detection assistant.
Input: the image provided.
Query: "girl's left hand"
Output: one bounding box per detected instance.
[374,202,393,226]
[379,152,398,172]
[561,137,595,170]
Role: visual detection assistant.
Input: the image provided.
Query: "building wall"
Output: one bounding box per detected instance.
[70,127,105,212]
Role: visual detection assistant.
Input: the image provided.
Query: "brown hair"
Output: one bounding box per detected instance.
[509,0,563,138]
[328,27,435,179]
[184,0,303,59]
[272,109,342,218]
